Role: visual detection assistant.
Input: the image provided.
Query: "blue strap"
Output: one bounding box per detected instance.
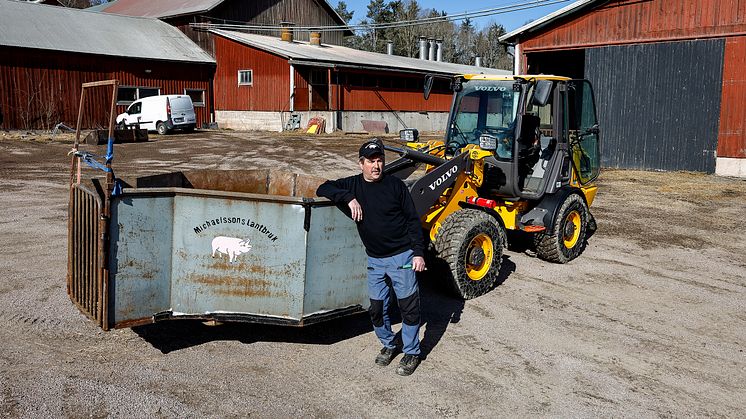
[105,137,114,163]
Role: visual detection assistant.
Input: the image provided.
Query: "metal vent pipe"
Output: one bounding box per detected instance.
[386,40,394,55]
[428,38,436,61]
[475,56,482,67]
[418,37,427,60]
[436,39,443,62]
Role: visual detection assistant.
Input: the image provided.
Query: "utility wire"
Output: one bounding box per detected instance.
[191,0,571,32]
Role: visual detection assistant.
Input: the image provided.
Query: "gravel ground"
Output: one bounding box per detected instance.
[0,130,744,417]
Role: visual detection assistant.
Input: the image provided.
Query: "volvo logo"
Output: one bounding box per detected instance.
[428,165,459,191]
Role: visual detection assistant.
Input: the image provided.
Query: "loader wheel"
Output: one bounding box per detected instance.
[434,209,506,299]
[156,122,169,135]
[535,193,589,263]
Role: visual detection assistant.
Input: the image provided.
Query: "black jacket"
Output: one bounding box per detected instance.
[316,174,425,258]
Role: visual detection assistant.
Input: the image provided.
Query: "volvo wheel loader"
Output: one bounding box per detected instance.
[383,75,601,299]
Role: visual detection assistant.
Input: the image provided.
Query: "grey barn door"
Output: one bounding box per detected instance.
[586,39,724,172]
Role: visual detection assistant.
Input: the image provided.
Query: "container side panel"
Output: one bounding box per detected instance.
[303,206,368,316]
[110,196,174,324]
[586,39,724,172]
[170,195,307,319]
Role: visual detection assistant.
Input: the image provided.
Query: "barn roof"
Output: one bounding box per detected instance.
[0,0,215,64]
[499,0,598,42]
[211,30,511,77]
[89,0,351,32]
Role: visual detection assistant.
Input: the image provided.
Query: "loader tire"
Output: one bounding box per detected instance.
[535,193,589,263]
[434,209,506,300]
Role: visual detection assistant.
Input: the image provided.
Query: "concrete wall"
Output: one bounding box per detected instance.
[216,110,450,134]
[716,157,746,178]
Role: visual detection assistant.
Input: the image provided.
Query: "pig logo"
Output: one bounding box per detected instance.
[211,236,252,263]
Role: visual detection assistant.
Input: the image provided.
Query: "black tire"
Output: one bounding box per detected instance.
[117,120,127,130]
[535,193,589,263]
[434,209,506,299]
[156,121,168,135]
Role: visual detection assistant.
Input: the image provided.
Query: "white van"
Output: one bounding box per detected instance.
[116,95,196,134]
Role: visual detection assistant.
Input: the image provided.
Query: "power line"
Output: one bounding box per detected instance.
[191,0,571,33]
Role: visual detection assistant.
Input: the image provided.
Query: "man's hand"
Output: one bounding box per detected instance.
[412,256,426,272]
[348,198,363,222]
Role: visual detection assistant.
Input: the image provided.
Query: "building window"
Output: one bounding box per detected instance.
[116,86,161,105]
[185,89,206,106]
[238,70,253,86]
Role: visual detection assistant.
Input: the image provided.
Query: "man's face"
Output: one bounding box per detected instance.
[359,154,384,182]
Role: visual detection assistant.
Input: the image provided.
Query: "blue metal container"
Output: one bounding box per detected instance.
[69,169,368,329]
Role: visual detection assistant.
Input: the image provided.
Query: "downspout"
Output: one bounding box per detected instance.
[514,42,521,75]
[289,64,295,112]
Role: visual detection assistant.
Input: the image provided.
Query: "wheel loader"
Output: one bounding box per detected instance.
[383,74,601,299]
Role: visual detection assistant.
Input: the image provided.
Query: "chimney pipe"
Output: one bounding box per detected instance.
[310,31,322,46]
[428,39,436,61]
[386,40,394,55]
[280,22,294,42]
[436,39,443,62]
[475,56,482,67]
[418,37,427,60]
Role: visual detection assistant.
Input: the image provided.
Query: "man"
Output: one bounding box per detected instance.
[316,139,426,376]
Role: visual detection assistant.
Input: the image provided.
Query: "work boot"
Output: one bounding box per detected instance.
[396,354,421,376]
[375,346,400,366]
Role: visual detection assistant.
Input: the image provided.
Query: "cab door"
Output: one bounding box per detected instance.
[568,80,601,184]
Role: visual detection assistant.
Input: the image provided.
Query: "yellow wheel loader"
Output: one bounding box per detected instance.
[383,75,601,299]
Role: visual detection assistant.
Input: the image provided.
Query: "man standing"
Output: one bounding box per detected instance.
[316,139,426,376]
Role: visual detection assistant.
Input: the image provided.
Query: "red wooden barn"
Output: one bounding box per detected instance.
[501,0,746,176]
[210,30,511,133]
[0,1,215,130]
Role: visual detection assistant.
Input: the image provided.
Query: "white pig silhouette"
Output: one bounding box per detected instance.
[211,236,252,263]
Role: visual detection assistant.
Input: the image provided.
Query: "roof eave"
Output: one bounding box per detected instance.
[499,0,599,43]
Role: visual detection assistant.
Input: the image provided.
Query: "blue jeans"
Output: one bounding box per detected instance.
[367,249,421,356]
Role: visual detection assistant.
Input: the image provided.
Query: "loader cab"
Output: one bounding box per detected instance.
[444,76,600,200]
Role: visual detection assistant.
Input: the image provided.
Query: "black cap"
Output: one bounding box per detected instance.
[359,139,384,159]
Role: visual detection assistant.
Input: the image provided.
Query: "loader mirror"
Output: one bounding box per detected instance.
[531,79,553,107]
[424,75,434,100]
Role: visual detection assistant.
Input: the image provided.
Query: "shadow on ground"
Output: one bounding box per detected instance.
[133,255,516,355]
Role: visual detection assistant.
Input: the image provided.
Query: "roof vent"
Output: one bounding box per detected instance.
[310,31,322,46]
[281,22,295,42]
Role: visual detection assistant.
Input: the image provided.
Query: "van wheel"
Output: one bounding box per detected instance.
[117,120,126,130]
[156,122,168,135]
[434,209,505,300]
[535,194,589,263]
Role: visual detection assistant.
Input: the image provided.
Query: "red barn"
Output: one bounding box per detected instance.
[210,30,510,133]
[501,0,746,176]
[0,1,216,130]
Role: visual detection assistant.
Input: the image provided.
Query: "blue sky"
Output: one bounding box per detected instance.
[334,0,572,31]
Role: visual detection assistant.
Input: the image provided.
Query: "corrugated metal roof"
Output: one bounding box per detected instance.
[94,0,350,28]
[499,0,598,42]
[96,0,224,19]
[211,30,511,76]
[0,0,215,64]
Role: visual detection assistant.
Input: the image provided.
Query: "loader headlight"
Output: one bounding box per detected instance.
[399,128,419,142]
[479,134,497,151]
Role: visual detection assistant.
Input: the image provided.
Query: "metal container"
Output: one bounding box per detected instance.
[68,169,368,330]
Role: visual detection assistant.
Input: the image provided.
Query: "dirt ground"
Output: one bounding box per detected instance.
[0,129,744,417]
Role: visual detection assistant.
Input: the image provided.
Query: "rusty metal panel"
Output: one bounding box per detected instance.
[521,0,746,52]
[586,39,724,172]
[304,206,368,315]
[718,36,746,158]
[67,184,105,328]
[109,195,174,325]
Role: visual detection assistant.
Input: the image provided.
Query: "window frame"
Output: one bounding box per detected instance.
[116,86,162,105]
[238,69,253,86]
